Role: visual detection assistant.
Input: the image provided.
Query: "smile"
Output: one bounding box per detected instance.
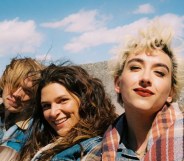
[54,117,67,125]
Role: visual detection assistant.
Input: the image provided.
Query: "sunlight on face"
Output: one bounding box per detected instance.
[115,50,173,115]
[41,83,80,136]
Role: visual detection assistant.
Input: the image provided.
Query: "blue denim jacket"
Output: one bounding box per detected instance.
[32,136,102,161]
[0,117,31,152]
[51,136,102,161]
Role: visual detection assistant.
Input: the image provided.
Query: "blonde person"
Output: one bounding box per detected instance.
[19,64,117,160]
[85,20,184,160]
[0,57,43,160]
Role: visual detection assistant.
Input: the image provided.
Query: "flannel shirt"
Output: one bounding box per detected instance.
[84,102,184,161]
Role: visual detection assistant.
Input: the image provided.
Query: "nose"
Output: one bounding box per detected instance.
[139,70,152,87]
[49,104,60,119]
[12,87,23,99]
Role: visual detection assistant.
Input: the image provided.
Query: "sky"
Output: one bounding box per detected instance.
[0,0,184,75]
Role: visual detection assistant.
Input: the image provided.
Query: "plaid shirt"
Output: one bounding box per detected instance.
[84,102,184,161]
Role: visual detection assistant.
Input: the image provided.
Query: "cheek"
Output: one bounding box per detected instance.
[120,73,138,89]
[2,90,8,104]
[71,114,80,127]
[23,94,31,101]
[155,79,172,95]
[70,104,80,122]
[2,88,8,97]
[43,110,50,121]
[74,112,80,121]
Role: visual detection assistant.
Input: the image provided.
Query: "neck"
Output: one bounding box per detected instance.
[5,110,31,129]
[124,108,156,158]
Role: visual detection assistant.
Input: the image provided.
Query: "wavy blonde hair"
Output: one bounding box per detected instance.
[0,57,43,93]
[109,19,184,104]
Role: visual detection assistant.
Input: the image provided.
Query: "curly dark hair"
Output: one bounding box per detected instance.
[20,64,117,160]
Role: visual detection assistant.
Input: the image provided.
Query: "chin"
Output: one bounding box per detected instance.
[6,106,22,113]
[57,129,69,137]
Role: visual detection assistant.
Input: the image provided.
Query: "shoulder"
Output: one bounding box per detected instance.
[1,123,29,152]
[80,136,102,152]
[52,136,102,161]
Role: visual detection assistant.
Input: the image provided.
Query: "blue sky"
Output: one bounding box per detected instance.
[0,0,184,75]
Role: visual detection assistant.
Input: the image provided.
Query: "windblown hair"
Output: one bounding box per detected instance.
[109,19,184,105]
[0,57,43,102]
[0,57,43,126]
[20,64,117,160]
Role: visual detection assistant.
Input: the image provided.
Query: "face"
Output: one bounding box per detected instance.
[115,50,173,115]
[2,78,32,113]
[41,83,80,137]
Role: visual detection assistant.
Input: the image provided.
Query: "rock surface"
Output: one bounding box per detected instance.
[81,61,124,114]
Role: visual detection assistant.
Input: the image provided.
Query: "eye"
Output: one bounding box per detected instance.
[41,103,51,111]
[57,98,69,104]
[130,66,141,71]
[155,71,165,77]
[22,87,31,95]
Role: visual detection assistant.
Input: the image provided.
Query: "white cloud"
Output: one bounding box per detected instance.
[64,18,150,53]
[64,14,184,53]
[41,10,109,33]
[133,3,155,14]
[155,14,184,36]
[35,54,52,61]
[0,18,43,56]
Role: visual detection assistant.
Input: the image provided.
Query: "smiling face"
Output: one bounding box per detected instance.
[41,83,80,137]
[115,50,173,115]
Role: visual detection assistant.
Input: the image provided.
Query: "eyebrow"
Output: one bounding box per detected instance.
[127,58,170,72]
[127,58,143,65]
[41,95,68,103]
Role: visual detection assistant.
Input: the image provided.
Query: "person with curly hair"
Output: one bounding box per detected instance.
[19,64,117,161]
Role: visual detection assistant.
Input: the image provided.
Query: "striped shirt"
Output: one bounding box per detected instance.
[84,102,184,161]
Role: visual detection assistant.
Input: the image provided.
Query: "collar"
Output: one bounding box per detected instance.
[16,118,31,130]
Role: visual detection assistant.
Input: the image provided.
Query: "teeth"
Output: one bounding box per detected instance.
[54,118,67,125]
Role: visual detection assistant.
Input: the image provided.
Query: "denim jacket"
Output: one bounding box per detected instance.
[32,136,102,161]
[0,117,31,152]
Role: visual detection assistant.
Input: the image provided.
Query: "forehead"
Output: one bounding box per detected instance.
[41,83,80,103]
[23,77,33,88]
[125,50,172,68]
[41,83,69,99]
[4,76,33,90]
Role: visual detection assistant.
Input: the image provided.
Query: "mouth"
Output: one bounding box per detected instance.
[133,88,154,97]
[7,98,19,108]
[54,117,67,126]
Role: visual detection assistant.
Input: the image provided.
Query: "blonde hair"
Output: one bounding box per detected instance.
[109,19,184,102]
[0,57,43,99]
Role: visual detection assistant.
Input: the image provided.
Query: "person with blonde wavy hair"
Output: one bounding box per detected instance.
[0,57,43,160]
[85,19,184,160]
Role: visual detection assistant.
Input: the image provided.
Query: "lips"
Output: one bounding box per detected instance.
[7,98,18,107]
[54,117,67,126]
[134,88,154,97]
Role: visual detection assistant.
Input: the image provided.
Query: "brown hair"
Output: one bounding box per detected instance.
[20,64,117,160]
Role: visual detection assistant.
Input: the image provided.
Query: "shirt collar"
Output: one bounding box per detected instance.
[16,118,30,130]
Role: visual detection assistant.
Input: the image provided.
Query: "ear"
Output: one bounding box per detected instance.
[166,96,172,103]
[114,76,121,93]
[166,88,175,103]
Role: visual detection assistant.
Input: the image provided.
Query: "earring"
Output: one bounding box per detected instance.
[167,97,172,103]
